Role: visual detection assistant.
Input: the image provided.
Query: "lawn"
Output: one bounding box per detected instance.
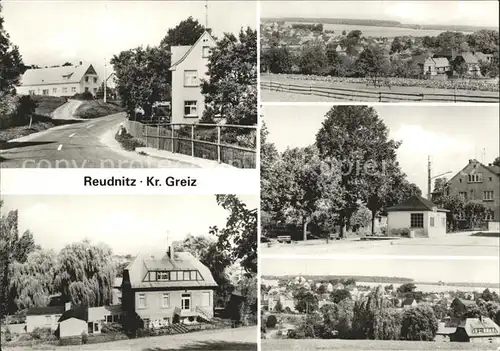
[74,100,125,119]
[262,339,497,350]
[33,96,67,117]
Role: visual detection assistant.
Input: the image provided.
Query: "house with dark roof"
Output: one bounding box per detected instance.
[16,62,100,97]
[450,316,500,343]
[412,55,451,77]
[446,159,500,225]
[169,31,216,125]
[386,195,448,238]
[121,245,217,330]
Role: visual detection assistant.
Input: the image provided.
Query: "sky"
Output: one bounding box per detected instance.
[261,1,499,28]
[261,257,500,284]
[0,194,258,256]
[1,0,257,79]
[263,105,499,195]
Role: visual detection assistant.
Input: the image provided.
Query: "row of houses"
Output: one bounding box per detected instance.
[12,244,221,339]
[15,30,217,126]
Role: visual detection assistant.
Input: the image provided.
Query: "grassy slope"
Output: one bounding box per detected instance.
[73,100,125,119]
[33,96,67,117]
[262,339,495,350]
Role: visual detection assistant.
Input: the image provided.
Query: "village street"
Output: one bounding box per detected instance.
[261,231,499,256]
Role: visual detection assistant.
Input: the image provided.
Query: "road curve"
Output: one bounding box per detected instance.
[0,113,193,168]
[52,99,83,120]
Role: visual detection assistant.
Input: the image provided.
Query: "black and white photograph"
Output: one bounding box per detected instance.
[260,1,499,103]
[0,194,257,350]
[260,257,500,350]
[261,104,500,257]
[0,1,257,168]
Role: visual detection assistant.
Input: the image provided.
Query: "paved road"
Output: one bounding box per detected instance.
[5,326,257,351]
[52,99,82,119]
[261,232,500,257]
[0,113,193,168]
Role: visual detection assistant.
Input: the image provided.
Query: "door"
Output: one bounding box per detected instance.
[181,293,191,311]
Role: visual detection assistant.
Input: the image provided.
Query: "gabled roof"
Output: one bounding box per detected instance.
[458,317,500,338]
[402,297,417,306]
[433,57,450,67]
[448,159,500,184]
[460,52,479,64]
[27,305,65,316]
[58,305,88,323]
[19,63,98,86]
[169,31,216,70]
[386,195,446,212]
[124,251,217,289]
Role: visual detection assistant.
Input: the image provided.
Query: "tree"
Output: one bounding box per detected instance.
[9,249,57,310]
[210,195,257,274]
[481,288,494,302]
[262,46,293,74]
[464,200,489,228]
[330,289,352,303]
[62,62,73,67]
[316,106,399,238]
[355,47,390,80]
[401,305,438,341]
[436,31,469,52]
[260,121,281,220]
[397,283,417,295]
[322,298,355,338]
[467,30,499,54]
[493,157,500,167]
[13,230,35,263]
[266,314,277,328]
[201,28,257,126]
[54,240,115,307]
[274,299,283,313]
[298,41,327,75]
[159,16,205,49]
[350,204,371,232]
[0,4,24,94]
[352,286,393,339]
[294,288,319,313]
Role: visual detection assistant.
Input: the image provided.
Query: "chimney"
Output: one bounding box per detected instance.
[469,159,473,163]
[79,61,83,66]
[65,301,71,311]
[167,245,175,260]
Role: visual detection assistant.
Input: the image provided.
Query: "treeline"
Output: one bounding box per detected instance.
[263,275,414,284]
[261,29,499,78]
[111,17,257,126]
[263,18,402,27]
[291,23,323,32]
[261,106,422,240]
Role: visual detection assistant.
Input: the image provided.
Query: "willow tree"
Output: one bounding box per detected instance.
[55,240,115,307]
[9,249,57,309]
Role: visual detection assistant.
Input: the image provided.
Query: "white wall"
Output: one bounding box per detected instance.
[171,32,216,124]
[488,221,500,232]
[59,318,87,338]
[387,211,427,237]
[26,314,61,332]
[427,211,447,238]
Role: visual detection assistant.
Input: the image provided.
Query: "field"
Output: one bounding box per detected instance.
[260,75,500,103]
[262,339,497,350]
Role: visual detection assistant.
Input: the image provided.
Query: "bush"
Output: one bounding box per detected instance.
[101,322,124,333]
[31,327,55,340]
[115,130,145,151]
[287,329,305,339]
[59,336,82,346]
[72,91,94,100]
[2,327,12,342]
[266,315,278,328]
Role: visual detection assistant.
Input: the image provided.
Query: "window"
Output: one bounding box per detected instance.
[485,211,494,221]
[190,271,197,280]
[85,87,89,92]
[143,318,150,329]
[138,293,146,309]
[177,271,184,281]
[52,88,57,93]
[201,292,211,307]
[93,77,97,83]
[183,70,198,86]
[181,294,191,311]
[94,323,99,332]
[184,101,197,117]
[430,217,434,227]
[162,293,170,308]
[459,191,467,200]
[113,315,119,323]
[93,88,97,94]
[157,271,169,281]
[28,90,35,95]
[42,89,49,96]
[468,173,483,183]
[202,46,211,58]
[63,87,68,93]
[183,271,190,280]
[410,213,424,228]
[71,87,76,93]
[106,315,112,323]
[85,76,89,82]
[484,191,494,201]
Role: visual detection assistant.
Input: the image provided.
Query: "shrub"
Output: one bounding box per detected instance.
[81,332,88,344]
[59,336,82,346]
[3,327,12,342]
[101,322,124,333]
[115,130,145,151]
[284,307,292,314]
[72,91,94,100]
[287,329,305,339]
[31,327,54,340]
[266,315,278,328]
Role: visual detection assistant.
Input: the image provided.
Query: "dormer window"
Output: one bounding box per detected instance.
[144,270,203,282]
[202,46,211,58]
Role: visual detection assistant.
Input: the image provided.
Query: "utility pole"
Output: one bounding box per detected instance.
[104,58,107,103]
[205,0,208,29]
[427,155,432,200]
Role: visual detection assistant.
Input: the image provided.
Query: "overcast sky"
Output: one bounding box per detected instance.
[263,105,500,195]
[261,1,499,28]
[1,194,257,256]
[1,1,256,78]
[261,257,500,284]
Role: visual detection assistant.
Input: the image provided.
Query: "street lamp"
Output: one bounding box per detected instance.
[427,155,452,200]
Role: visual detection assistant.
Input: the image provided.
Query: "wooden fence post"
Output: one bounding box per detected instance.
[378,92,382,102]
[191,124,195,157]
[145,124,148,147]
[217,125,221,164]
[309,85,312,95]
[171,125,175,153]
[454,88,457,103]
[157,121,160,150]
[421,93,425,102]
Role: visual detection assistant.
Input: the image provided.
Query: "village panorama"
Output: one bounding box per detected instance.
[260,1,499,103]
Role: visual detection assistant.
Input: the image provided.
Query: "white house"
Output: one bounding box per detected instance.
[16,62,100,97]
[26,305,65,332]
[169,31,216,125]
[386,195,448,238]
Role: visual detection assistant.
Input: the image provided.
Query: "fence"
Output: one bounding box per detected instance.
[125,120,257,169]
[261,80,499,103]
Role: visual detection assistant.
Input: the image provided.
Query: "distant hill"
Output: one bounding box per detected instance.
[415,281,499,289]
[262,17,498,32]
[261,275,414,284]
